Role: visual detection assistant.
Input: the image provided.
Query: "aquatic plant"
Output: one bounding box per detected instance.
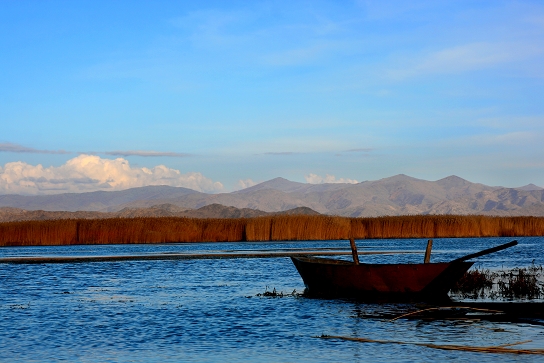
[1,214,544,246]
[497,264,543,300]
[451,268,497,299]
[256,286,299,298]
[451,265,544,300]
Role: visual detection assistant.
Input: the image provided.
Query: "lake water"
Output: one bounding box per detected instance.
[1,237,543,362]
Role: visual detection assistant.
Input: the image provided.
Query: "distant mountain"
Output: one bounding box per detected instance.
[0,207,116,222]
[233,177,350,195]
[233,177,308,194]
[516,184,543,191]
[0,204,320,222]
[0,185,201,212]
[1,175,543,218]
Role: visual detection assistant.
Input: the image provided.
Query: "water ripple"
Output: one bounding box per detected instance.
[1,237,543,362]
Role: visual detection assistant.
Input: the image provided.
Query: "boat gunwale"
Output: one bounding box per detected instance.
[292,255,455,268]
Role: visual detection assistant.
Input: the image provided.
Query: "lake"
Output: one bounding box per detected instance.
[1,237,543,362]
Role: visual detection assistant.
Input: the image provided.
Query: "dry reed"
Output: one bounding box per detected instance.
[451,265,544,300]
[1,215,544,247]
[497,265,543,299]
[451,269,497,299]
[320,335,544,355]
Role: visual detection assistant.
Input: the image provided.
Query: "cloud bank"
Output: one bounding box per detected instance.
[104,150,191,157]
[305,173,358,184]
[388,42,543,80]
[263,152,299,155]
[0,155,223,195]
[1,142,193,158]
[0,142,70,154]
[345,148,373,153]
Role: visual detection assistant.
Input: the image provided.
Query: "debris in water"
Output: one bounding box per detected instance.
[256,286,300,298]
[319,335,544,355]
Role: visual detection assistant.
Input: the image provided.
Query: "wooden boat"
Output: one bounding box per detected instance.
[291,240,518,301]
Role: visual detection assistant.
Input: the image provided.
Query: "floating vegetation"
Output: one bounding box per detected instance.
[8,303,30,310]
[256,286,300,298]
[320,335,544,356]
[387,306,504,322]
[451,264,544,300]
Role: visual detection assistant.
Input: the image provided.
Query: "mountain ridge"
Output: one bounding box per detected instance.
[1,174,543,218]
[0,204,321,222]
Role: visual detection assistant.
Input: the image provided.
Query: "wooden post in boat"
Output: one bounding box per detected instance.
[350,238,360,265]
[424,239,433,263]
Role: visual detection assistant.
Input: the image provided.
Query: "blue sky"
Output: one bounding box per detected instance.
[1,0,543,194]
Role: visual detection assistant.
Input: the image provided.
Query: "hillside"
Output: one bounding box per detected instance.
[0,204,320,222]
[1,175,544,219]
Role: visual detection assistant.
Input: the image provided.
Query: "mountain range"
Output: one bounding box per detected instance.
[1,174,543,222]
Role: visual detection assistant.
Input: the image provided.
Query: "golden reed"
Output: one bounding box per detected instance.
[1,215,543,247]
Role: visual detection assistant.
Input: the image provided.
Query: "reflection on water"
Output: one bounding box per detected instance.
[1,237,543,362]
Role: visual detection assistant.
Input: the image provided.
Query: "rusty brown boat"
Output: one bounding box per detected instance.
[291,240,517,301]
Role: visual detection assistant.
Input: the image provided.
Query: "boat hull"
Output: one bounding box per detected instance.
[291,256,474,301]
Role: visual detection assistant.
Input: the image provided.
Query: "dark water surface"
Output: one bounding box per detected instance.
[2,237,543,362]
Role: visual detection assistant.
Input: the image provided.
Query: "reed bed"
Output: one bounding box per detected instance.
[1,215,544,247]
[451,265,544,300]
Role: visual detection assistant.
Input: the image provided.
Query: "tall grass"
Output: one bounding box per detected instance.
[451,264,544,300]
[1,215,543,247]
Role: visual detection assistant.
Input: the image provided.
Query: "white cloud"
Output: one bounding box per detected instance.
[0,155,223,195]
[437,131,538,149]
[171,8,255,49]
[236,178,258,190]
[388,42,543,79]
[475,115,544,130]
[305,173,358,184]
[262,42,337,67]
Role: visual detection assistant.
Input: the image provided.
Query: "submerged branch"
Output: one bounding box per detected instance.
[320,335,544,355]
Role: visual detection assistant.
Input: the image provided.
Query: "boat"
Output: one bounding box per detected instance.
[291,240,518,302]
